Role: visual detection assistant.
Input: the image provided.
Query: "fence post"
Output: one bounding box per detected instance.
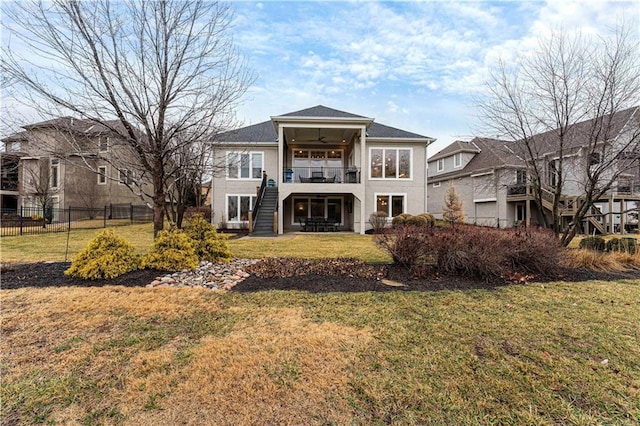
[104,205,107,228]
[130,203,134,223]
[68,207,72,231]
[19,205,23,236]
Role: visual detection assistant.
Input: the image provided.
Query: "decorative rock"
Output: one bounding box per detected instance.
[147,258,259,290]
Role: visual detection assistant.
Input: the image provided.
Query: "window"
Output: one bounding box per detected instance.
[437,159,444,172]
[98,166,107,185]
[453,153,462,168]
[516,170,527,185]
[99,137,109,153]
[433,182,441,188]
[10,142,20,152]
[547,160,558,187]
[516,204,526,222]
[50,159,59,188]
[293,197,343,224]
[227,194,257,222]
[375,194,406,218]
[370,148,412,179]
[292,149,344,180]
[119,169,133,185]
[589,152,601,166]
[227,152,263,179]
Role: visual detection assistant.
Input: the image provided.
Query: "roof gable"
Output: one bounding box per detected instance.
[278,105,367,119]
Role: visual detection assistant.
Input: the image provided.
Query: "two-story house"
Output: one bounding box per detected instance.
[0,117,149,216]
[212,105,435,234]
[428,106,640,233]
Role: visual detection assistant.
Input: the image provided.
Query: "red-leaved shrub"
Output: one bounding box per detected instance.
[376,224,562,280]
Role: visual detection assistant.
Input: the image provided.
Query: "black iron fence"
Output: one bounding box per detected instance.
[1,204,153,236]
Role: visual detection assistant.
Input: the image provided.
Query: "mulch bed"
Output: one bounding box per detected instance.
[1,260,639,292]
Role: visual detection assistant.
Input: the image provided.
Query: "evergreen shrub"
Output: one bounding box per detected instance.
[606,237,637,254]
[65,229,140,279]
[579,236,606,252]
[184,214,232,262]
[141,228,199,271]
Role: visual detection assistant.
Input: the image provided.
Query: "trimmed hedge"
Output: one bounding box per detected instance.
[579,236,606,252]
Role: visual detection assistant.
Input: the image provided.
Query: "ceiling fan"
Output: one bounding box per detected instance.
[296,129,328,143]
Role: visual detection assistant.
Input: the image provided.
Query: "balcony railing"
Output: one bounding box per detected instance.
[283,167,361,184]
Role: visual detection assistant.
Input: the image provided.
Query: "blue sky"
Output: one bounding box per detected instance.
[229,0,640,155]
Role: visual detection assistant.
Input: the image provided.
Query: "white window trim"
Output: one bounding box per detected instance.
[98,166,108,185]
[453,153,462,168]
[226,194,257,223]
[436,158,444,172]
[291,196,344,226]
[433,182,441,187]
[99,137,110,153]
[374,192,407,219]
[226,151,264,180]
[50,160,60,189]
[118,169,133,185]
[369,147,413,180]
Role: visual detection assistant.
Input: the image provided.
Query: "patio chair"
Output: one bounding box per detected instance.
[298,217,309,231]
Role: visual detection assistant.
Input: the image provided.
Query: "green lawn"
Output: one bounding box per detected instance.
[1,224,391,263]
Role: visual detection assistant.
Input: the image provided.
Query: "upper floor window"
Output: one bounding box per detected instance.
[516,170,527,185]
[99,137,109,153]
[437,159,444,172]
[453,153,462,168]
[227,152,263,179]
[589,152,601,166]
[370,148,412,179]
[98,166,107,185]
[119,169,133,185]
[50,159,59,188]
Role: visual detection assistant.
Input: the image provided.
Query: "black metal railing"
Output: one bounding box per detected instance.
[251,171,268,231]
[283,166,360,184]
[1,204,153,236]
[506,184,527,195]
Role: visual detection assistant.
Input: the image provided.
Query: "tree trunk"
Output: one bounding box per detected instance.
[153,191,165,238]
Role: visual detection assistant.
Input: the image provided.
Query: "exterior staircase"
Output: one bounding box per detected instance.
[252,186,278,236]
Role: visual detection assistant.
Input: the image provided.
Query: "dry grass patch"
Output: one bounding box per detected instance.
[229,234,391,263]
[564,248,640,272]
[123,307,372,425]
[1,223,155,263]
[2,280,639,424]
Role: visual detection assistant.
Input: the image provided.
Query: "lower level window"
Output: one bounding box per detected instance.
[293,197,343,224]
[227,195,256,222]
[375,194,405,218]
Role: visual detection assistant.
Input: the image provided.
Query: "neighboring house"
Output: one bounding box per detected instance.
[428,107,640,233]
[212,105,435,234]
[0,117,149,215]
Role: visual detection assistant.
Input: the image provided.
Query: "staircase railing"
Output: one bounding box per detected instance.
[252,171,268,231]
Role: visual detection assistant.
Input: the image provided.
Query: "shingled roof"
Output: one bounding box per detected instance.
[429,140,481,162]
[217,105,431,142]
[278,105,367,119]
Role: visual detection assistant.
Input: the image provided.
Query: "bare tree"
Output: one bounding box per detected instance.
[477,24,640,245]
[2,0,253,236]
[165,136,213,228]
[20,158,61,225]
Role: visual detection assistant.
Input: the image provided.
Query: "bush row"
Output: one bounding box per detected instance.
[375,224,562,280]
[65,214,231,279]
[579,236,637,254]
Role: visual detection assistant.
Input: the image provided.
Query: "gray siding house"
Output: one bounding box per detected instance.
[428,107,640,232]
[212,105,435,234]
